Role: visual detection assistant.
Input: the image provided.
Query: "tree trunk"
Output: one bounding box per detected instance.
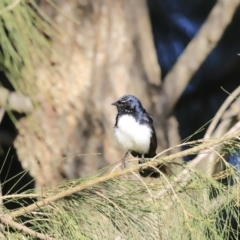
[14,0,162,187]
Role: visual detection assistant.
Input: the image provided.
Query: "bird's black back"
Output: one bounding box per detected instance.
[130,109,157,158]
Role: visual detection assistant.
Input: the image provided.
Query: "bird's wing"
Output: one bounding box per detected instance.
[141,112,153,124]
[148,124,157,157]
[142,113,157,158]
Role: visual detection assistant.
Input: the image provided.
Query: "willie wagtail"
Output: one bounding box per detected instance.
[112,95,157,169]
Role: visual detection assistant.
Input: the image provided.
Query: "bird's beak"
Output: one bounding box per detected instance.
[111,101,118,106]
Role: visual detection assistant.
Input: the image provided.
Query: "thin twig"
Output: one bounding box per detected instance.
[153,165,190,219]
[0,0,21,16]
[110,139,207,172]
[155,121,240,199]
[190,120,240,174]
[0,214,55,240]
[0,193,38,200]
[205,85,240,139]
[94,191,129,223]
[44,0,80,24]
[131,171,155,203]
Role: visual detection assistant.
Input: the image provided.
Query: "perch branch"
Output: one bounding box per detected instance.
[9,126,240,219]
[160,0,240,116]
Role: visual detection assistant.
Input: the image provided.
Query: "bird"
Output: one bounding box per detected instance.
[112,95,157,169]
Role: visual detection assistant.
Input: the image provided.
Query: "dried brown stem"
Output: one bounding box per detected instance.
[160,0,240,116]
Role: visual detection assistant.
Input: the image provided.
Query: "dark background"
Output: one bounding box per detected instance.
[147,0,240,160]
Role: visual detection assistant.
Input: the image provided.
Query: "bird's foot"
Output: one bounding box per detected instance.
[138,158,145,164]
[139,153,145,164]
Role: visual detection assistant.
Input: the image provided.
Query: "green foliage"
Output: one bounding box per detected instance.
[0,0,51,93]
[1,161,240,240]
[1,137,240,239]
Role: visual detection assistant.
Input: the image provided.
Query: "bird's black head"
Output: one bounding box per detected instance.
[111,95,143,114]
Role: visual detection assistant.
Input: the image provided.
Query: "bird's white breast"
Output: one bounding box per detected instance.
[114,115,152,153]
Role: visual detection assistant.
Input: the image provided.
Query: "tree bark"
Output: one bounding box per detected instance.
[14,0,161,187]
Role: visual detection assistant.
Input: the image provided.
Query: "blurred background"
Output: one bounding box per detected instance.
[0,0,240,198]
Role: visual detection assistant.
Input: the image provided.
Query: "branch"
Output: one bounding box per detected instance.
[0,214,55,240]
[0,87,33,113]
[205,85,240,139]
[154,121,240,198]
[160,0,240,116]
[9,125,240,219]
[191,87,240,176]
